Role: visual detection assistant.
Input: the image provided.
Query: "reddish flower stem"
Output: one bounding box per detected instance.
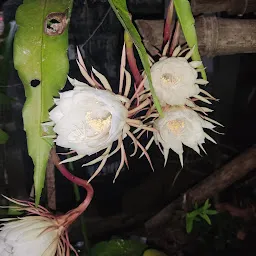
[51,148,94,227]
[124,31,142,87]
[163,0,174,45]
[169,21,180,56]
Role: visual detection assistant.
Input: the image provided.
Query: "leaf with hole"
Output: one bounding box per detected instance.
[13,0,73,204]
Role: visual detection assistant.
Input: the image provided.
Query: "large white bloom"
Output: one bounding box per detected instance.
[49,78,128,156]
[0,216,61,256]
[154,106,217,166]
[145,56,208,106]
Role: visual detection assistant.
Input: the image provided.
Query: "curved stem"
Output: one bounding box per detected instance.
[169,21,180,56]
[124,31,142,87]
[163,0,174,45]
[51,148,94,227]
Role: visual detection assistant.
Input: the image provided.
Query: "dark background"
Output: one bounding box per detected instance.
[0,0,256,255]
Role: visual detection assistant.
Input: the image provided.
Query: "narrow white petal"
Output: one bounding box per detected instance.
[185,99,196,108]
[193,94,212,104]
[184,45,195,60]
[179,154,184,167]
[199,144,207,154]
[196,79,209,85]
[172,45,181,57]
[92,67,112,91]
[192,144,201,155]
[67,76,90,88]
[200,107,214,113]
[189,61,202,68]
[201,115,224,127]
[199,89,218,100]
[124,70,131,97]
[163,148,169,167]
[59,154,85,164]
[204,132,217,144]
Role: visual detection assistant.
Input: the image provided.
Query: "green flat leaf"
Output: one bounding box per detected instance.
[200,213,212,225]
[174,0,207,80]
[14,0,73,204]
[205,209,218,215]
[0,129,8,144]
[186,215,194,233]
[203,199,210,210]
[108,0,163,117]
[187,210,199,219]
[89,239,147,256]
[143,249,168,256]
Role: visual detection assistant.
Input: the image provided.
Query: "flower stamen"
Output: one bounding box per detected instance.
[161,73,181,86]
[85,112,112,133]
[167,119,185,135]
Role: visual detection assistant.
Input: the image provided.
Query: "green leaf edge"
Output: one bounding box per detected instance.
[174,0,207,80]
[108,0,163,117]
[13,0,73,205]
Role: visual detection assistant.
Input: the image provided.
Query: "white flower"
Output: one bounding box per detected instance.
[49,78,128,156]
[43,45,156,182]
[154,106,218,166]
[0,216,61,256]
[145,54,209,106]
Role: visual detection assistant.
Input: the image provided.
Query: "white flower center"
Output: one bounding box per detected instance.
[68,112,112,143]
[85,112,112,132]
[167,119,185,135]
[161,72,182,87]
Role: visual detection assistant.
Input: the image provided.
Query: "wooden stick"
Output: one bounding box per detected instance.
[46,157,56,211]
[145,146,256,231]
[136,17,256,57]
[191,0,256,16]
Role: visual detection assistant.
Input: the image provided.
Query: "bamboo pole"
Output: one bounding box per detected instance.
[136,16,256,57]
[191,0,256,16]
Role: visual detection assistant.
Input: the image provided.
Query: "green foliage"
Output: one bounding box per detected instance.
[173,0,207,80]
[0,129,8,144]
[89,239,147,256]
[108,0,163,116]
[143,249,168,256]
[186,199,218,233]
[13,0,73,205]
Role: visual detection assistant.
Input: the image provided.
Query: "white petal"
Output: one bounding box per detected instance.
[92,67,112,91]
[49,107,64,123]
[163,148,169,167]
[196,79,209,85]
[189,61,202,68]
[0,217,59,256]
[67,76,90,88]
[179,154,184,167]
[153,107,220,167]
